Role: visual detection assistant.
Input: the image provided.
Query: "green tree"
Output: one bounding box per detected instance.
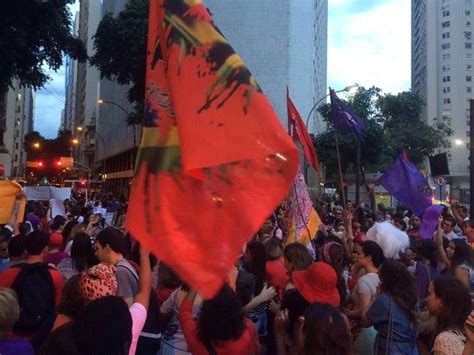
[378,91,452,165]
[315,87,451,204]
[315,86,387,184]
[0,1,86,150]
[90,0,148,125]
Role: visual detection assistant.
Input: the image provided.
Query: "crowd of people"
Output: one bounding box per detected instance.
[0,191,474,354]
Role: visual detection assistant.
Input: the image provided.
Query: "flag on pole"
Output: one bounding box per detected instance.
[285,167,321,246]
[420,204,444,239]
[287,94,319,171]
[379,154,433,216]
[127,0,298,298]
[329,89,365,135]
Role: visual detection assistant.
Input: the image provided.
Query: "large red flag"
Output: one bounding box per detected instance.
[127,0,298,298]
[287,94,319,171]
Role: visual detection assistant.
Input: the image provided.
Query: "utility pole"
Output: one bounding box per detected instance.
[470,100,474,217]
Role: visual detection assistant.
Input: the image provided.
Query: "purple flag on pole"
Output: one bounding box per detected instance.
[379,154,433,216]
[329,89,365,135]
[420,204,444,239]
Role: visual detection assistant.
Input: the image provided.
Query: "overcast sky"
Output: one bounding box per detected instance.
[34,0,411,138]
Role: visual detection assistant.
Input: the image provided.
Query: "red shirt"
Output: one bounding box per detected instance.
[266,258,287,299]
[179,299,260,355]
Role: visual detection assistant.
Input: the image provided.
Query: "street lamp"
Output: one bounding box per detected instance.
[72,138,79,145]
[97,98,138,148]
[455,139,464,146]
[33,142,40,149]
[77,126,84,132]
[305,83,359,128]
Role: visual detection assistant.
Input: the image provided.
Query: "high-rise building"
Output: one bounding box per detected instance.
[96,0,138,193]
[412,0,474,199]
[0,80,34,178]
[75,0,101,170]
[64,11,80,133]
[204,0,328,134]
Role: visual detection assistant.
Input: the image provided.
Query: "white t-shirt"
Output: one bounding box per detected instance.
[355,272,380,298]
[129,302,147,355]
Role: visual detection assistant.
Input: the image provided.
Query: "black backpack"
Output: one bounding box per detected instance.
[11,263,56,333]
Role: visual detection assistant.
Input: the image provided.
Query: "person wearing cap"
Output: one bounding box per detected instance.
[45,233,68,266]
[280,262,340,339]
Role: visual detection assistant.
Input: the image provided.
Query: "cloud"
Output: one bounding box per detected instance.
[34,65,66,138]
[328,0,411,95]
[34,0,78,139]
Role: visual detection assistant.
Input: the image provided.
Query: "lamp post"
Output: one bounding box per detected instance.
[97,99,138,148]
[305,84,359,129]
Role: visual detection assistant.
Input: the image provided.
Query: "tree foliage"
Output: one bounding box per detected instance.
[0,0,86,92]
[90,0,148,125]
[315,87,451,183]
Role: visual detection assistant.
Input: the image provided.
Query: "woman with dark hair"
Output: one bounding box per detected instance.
[415,238,441,300]
[178,285,260,354]
[347,240,385,354]
[243,241,270,338]
[58,233,98,281]
[426,276,471,354]
[436,218,474,292]
[265,237,287,299]
[283,243,312,291]
[321,240,348,309]
[362,260,418,354]
[275,302,352,355]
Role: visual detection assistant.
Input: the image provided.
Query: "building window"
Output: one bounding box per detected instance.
[467,75,472,82]
[443,76,451,82]
[442,43,451,50]
[443,87,451,93]
[16,93,21,101]
[444,98,451,104]
[466,32,473,40]
[468,53,473,59]
[442,64,451,71]
[443,10,450,16]
[469,87,473,93]
[442,32,451,39]
[443,53,451,60]
[468,131,471,137]
[15,143,18,150]
[468,10,472,16]
[466,42,472,49]
[15,106,20,113]
[468,64,473,71]
[14,155,18,162]
[442,21,451,28]
[468,21,472,27]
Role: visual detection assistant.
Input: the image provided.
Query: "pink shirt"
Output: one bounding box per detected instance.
[129,302,147,355]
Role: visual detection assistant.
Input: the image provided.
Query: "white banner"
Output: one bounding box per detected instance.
[24,186,71,201]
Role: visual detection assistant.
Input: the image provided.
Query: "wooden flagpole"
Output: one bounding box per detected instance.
[334,130,347,208]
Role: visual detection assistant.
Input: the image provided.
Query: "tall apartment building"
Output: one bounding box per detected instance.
[96,0,138,193]
[63,11,80,133]
[0,80,34,178]
[205,0,328,134]
[412,0,474,199]
[75,0,101,170]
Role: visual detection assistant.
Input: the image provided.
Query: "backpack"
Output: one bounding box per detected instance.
[11,263,56,333]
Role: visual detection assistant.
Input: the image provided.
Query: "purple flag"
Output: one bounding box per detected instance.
[329,89,365,135]
[420,204,444,239]
[379,154,433,216]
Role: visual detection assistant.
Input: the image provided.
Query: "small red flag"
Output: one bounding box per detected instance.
[127,0,298,298]
[287,94,319,171]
